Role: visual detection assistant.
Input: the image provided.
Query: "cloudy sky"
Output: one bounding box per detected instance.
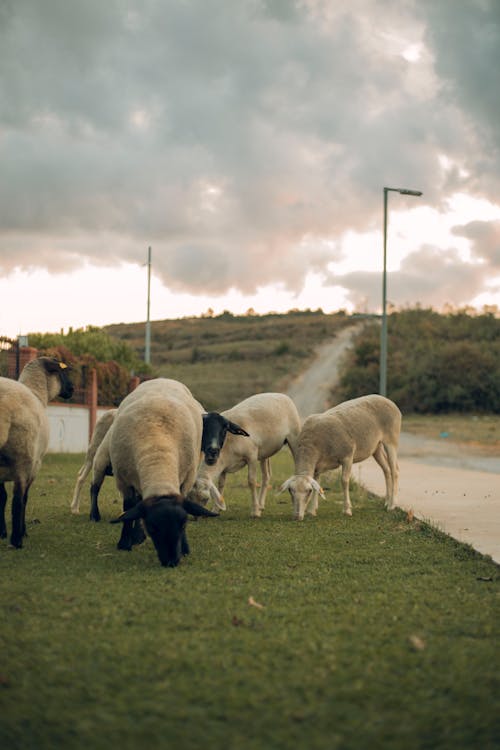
[1,0,499,337]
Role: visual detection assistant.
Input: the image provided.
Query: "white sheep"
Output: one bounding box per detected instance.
[86,378,248,524]
[108,379,225,566]
[280,394,401,520]
[0,357,74,547]
[70,408,116,515]
[189,392,301,517]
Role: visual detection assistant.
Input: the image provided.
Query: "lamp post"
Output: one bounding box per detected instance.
[145,246,152,365]
[380,187,422,397]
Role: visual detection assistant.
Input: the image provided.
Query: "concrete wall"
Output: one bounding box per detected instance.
[47,405,112,453]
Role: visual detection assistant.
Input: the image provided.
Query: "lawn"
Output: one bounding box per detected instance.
[1,451,499,750]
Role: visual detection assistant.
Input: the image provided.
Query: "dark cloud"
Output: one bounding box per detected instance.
[0,0,499,306]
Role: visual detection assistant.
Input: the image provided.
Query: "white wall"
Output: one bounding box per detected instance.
[47,405,111,453]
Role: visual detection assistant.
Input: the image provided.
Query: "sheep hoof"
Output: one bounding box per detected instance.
[344,509,353,517]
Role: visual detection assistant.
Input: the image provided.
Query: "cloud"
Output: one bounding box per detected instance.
[0,0,499,307]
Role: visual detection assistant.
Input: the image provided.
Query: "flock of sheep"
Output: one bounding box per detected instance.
[0,356,402,567]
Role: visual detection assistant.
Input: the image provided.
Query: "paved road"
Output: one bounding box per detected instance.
[355,448,499,564]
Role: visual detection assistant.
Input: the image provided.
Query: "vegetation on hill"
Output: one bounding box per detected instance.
[105,308,352,410]
[6,307,498,413]
[336,308,500,413]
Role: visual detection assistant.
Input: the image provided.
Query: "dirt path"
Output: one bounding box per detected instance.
[286,326,500,563]
[286,324,363,418]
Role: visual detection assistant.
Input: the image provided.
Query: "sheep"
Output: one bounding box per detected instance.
[70,408,116,515]
[108,379,241,567]
[0,356,74,547]
[280,394,401,520]
[189,392,301,517]
[86,378,249,524]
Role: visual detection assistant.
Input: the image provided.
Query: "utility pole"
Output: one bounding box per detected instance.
[145,246,152,365]
[380,187,422,396]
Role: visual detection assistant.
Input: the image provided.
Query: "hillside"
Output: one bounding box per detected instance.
[105,309,356,411]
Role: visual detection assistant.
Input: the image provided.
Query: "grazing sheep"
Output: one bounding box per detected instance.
[189,392,301,517]
[70,409,116,515]
[0,357,74,547]
[86,378,248,524]
[280,394,401,520]
[109,385,219,567]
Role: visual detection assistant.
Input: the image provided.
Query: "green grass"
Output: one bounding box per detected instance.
[1,452,499,750]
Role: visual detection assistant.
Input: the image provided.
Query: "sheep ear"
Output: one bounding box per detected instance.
[110,502,146,524]
[226,419,250,437]
[43,357,67,374]
[310,479,325,498]
[279,477,293,494]
[210,485,226,511]
[182,499,219,518]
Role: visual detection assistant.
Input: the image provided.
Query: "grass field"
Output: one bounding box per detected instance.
[1,451,499,750]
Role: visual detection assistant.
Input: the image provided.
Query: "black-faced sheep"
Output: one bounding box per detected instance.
[280,394,401,520]
[0,357,74,547]
[108,378,247,566]
[86,378,248,524]
[189,392,301,517]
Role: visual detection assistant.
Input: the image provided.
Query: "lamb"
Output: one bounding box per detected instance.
[86,378,249,523]
[189,392,301,517]
[70,408,116,515]
[280,394,401,520]
[108,378,248,567]
[0,356,74,547]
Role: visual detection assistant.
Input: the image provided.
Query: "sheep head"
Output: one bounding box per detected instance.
[40,357,75,400]
[279,475,325,521]
[188,478,226,511]
[111,495,219,567]
[201,412,250,465]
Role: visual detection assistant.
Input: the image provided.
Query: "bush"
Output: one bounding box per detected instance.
[337,309,500,413]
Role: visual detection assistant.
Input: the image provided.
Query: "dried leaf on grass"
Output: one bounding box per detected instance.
[409,634,426,651]
[248,596,265,609]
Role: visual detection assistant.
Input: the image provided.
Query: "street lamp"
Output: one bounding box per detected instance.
[380,187,422,397]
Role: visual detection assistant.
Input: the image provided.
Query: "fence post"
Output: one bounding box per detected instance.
[8,345,38,378]
[87,367,98,441]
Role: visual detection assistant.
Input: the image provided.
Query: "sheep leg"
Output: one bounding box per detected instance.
[257,458,271,511]
[10,481,28,548]
[217,471,227,494]
[131,518,146,546]
[306,470,321,516]
[372,443,393,508]
[181,529,190,557]
[117,489,138,551]
[341,459,353,516]
[382,442,399,510]
[248,461,262,517]
[70,459,91,514]
[89,462,112,521]
[0,483,7,538]
[89,479,103,522]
